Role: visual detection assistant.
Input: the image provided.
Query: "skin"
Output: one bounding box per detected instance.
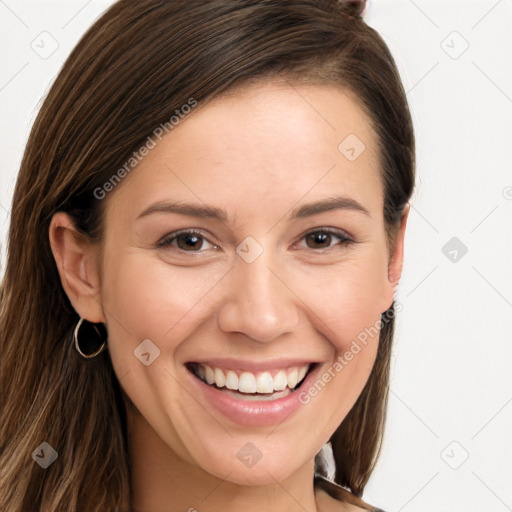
[49,81,409,512]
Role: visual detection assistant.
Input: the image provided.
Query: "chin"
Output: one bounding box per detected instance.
[197,445,310,487]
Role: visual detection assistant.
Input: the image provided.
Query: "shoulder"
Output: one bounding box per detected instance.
[314,475,387,512]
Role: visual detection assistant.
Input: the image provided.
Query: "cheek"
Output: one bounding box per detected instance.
[99,251,229,457]
[293,250,390,409]
[100,251,226,359]
[296,252,390,351]
[293,258,389,429]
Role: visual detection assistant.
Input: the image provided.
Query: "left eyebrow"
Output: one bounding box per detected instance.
[289,195,371,219]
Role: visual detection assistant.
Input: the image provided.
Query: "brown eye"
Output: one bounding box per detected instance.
[157,230,217,253]
[176,232,204,251]
[305,231,332,249]
[300,229,354,251]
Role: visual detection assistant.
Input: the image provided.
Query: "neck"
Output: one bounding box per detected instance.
[126,404,320,512]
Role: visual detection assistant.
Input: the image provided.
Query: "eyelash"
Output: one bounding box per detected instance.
[157,228,354,254]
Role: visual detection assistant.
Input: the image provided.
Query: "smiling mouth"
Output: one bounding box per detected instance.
[185,362,317,397]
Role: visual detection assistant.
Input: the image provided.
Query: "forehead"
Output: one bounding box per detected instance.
[105,81,383,222]
[172,80,378,168]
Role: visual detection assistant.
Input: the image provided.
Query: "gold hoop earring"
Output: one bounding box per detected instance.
[73,317,108,360]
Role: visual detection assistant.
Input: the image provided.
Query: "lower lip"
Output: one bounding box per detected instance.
[185,363,321,427]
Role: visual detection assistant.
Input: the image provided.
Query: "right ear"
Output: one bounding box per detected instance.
[48,212,105,323]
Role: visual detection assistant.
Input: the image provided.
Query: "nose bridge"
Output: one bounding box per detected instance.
[216,245,299,343]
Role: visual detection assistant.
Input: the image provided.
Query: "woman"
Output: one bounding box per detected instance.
[0,0,415,510]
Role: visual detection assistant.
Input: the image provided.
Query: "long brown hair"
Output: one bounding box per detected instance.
[0,1,415,510]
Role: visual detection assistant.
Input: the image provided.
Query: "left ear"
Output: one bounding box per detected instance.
[384,203,410,308]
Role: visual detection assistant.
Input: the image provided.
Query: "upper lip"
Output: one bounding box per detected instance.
[187,358,320,373]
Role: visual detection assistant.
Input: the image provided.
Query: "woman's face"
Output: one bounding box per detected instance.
[90,82,406,484]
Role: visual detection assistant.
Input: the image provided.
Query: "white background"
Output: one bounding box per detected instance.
[1,1,511,511]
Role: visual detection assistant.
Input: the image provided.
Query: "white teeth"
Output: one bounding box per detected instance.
[238,372,257,393]
[297,365,308,383]
[194,363,311,394]
[273,370,288,391]
[286,368,298,389]
[204,366,215,385]
[214,367,226,387]
[225,370,239,390]
[256,372,274,393]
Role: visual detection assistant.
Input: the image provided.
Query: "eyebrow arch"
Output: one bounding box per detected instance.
[136,194,370,222]
[137,201,228,222]
[289,195,370,219]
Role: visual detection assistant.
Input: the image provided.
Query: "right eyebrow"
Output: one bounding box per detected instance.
[136,200,228,222]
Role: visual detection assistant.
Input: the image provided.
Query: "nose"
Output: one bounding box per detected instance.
[216,251,299,343]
